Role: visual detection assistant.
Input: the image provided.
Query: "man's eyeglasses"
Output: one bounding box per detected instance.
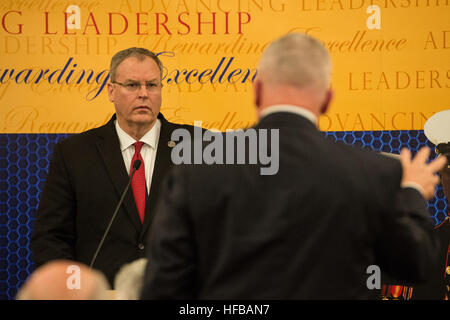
[112,81,162,92]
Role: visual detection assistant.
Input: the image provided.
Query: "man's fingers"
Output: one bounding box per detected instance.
[412,147,430,164]
[428,155,447,173]
[434,174,440,185]
[400,148,411,168]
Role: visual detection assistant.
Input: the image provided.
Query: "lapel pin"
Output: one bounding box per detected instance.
[168,141,176,148]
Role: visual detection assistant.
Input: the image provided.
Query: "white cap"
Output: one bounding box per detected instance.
[424,109,450,146]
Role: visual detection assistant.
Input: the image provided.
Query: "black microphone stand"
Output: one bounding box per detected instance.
[89,159,142,268]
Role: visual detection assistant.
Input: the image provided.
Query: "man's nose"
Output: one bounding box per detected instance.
[137,84,149,97]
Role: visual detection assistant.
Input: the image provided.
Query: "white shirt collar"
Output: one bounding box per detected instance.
[115,119,161,151]
[260,105,318,127]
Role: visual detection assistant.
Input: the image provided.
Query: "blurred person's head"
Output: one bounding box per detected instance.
[16,260,110,300]
[424,110,450,204]
[114,258,148,300]
[254,33,333,119]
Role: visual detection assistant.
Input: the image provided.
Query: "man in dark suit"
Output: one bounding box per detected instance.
[381,111,450,300]
[140,34,446,299]
[409,111,449,300]
[31,48,195,286]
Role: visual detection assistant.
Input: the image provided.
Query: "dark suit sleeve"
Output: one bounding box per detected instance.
[31,143,76,267]
[140,166,197,299]
[376,186,440,284]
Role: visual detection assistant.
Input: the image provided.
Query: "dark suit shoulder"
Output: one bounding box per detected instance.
[166,122,197,133]
[56,119,112,148]
[329,138,402,179]
[317,135,403,224]
[162,119,202,134]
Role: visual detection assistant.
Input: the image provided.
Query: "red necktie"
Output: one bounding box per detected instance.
[130,142,146,223]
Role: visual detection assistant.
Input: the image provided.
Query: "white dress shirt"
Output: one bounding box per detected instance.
[115,119,161,195]
[260,104,318,127]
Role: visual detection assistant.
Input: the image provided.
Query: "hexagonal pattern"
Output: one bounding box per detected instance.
[0,131,448,300]
[0,133,69,300]
[325,130,447,226]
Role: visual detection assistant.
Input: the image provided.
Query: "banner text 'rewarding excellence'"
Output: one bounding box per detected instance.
[0,54,258,100]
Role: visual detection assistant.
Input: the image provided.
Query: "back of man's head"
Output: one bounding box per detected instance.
[258,33,331,93]
[114,258,148,300]
[16,260,110,300]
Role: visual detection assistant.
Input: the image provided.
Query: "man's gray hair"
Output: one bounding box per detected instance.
[109,47,163,81]
[258,33,331,91]
[114,258,148,300]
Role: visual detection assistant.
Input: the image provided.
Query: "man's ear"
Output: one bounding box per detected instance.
[107,83,115,103]
[320,89,333,115]
[254,79,262,108]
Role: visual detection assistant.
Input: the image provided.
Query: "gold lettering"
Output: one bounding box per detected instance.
[444,30,450,49]
[418,112,429,129]
[376,72,390,90]
[447,70,450,88]
[5,36,20,54]
[416,70,425,89]
[330,0,344,9]
[176,0,189,12]
[352,114,365,131]
[0,81,11,100]
[248,0,264,11]
[350,0,364,9]
[223,82,239,92]
[336,113,350,130]
[41,36,54,54]
[396,71,410,89]
[392,112,406,130]
[3,106,39,133]
[348,73,358,90]
[363,72,372,90]
[269,0,286,11]
[396,38,407,50]
[316,0,326,10]
[424,31,437,49]
[318,114,332,131]
[430,70,442,88]
[361,40,373,51]
[197,0,213,12]
[26,36,37,54]
[118,0,133,12]
[370,113,386,130]
[301,0,312,11]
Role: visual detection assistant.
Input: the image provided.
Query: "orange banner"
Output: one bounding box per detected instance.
[0,0,449,133]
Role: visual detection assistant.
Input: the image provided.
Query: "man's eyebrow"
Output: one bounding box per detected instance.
[123,78,159,83]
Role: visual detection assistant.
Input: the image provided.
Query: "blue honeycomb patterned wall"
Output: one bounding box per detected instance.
[0,131,448,300]
[0,134,70,300]
[325,131,447,225]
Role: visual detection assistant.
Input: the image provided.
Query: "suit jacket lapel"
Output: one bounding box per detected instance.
[95,116,143,233]
[142,114,177,235]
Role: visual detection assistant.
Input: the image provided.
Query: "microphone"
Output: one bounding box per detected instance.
[89,159,142,268]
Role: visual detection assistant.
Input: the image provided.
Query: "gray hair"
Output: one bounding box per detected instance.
[88,271,111,300]
[114,258,148,300]
[258,33,331,92]
[109,47,163,81]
